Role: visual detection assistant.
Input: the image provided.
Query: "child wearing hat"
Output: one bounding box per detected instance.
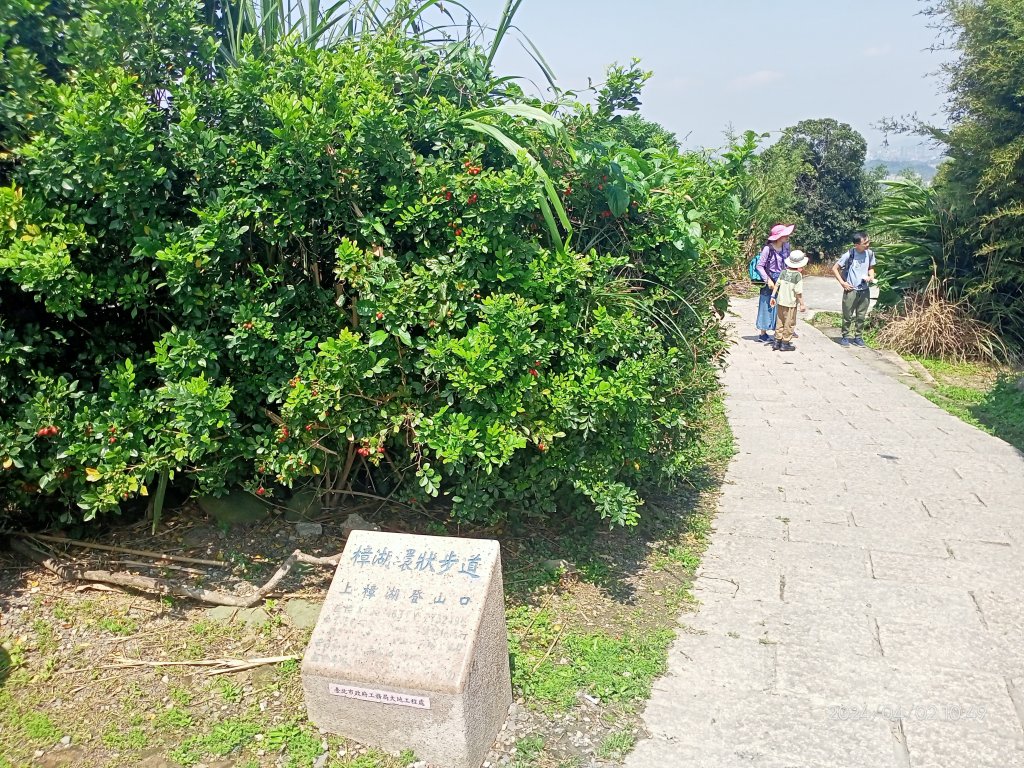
[769,250,808,351]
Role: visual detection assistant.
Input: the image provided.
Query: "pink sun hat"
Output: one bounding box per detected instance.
[769,223,795,241]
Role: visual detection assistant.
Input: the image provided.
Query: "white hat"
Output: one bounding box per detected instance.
[785,250,808,268]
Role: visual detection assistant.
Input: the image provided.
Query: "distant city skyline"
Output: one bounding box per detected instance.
[471,0,953,157]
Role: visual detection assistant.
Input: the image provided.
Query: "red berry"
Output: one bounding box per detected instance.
[445,190,452,200]
[455,228,463,236]
[36,428,47,437]
[305,424,313,432]
[289,377,299,388]
[256,487,266,496]
[243,322,253,330]
[376,312,384,320]
[377,445,385,454]
[529,369,539,377]
[467,193,478,204]
[357,447,370,457]
[538,442,547,452]
[109,437,117,444]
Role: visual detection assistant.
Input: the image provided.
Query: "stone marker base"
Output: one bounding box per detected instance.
[302,531,512,768]
[302,677,509,768]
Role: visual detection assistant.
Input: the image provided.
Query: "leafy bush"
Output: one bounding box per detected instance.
[0,0,748,529]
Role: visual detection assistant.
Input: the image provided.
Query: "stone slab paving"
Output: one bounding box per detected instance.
[626,298,1024,768]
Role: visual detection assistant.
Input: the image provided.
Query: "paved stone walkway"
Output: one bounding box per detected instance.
[626,298,1024,768]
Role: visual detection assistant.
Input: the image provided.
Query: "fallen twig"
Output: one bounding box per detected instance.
[11,539,341,607]
[116,559,207,576]
[61,654,302,677]
[12,532,226,567]
[531,623,567,675]
[68,675,122,696]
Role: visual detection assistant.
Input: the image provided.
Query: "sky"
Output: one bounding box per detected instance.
[466,0,953,155]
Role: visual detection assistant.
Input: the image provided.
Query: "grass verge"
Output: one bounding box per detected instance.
[918,366,1024,451]
[810,312,1023,450]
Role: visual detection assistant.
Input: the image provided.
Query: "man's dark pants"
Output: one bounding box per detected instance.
[842,288,870,338]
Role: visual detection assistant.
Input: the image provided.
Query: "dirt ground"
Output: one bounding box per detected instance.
[1,447,725,768]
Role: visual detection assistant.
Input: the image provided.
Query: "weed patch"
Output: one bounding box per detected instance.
[264,722,322,768]
[0,689,61,752]
[155,707,194,729]
[508,605,672,710]
[597,730,637,760]
[102,724,148,750]
[170,717,261,767]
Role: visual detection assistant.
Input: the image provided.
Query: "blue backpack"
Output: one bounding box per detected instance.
[748,249,765,284]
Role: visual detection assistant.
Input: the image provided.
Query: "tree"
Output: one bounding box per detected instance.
[764,118,879,256]
[741,138,807,255]
[917,0,1024,347]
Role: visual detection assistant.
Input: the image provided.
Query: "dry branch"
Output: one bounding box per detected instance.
[15,532,226,567]
[63,654,302,677]
[11,538,341,607]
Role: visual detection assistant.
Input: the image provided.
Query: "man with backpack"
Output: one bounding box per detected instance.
[832,231,876,347]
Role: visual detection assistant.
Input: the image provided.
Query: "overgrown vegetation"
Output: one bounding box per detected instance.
[0,0,751,530]
[874,0,1024,351]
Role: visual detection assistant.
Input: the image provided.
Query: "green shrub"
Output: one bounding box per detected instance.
[0,1,748,529]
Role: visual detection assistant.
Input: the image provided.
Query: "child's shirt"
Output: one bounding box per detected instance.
[775,269,803,308]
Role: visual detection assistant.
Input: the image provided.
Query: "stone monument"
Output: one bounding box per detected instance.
[302,530,512,768]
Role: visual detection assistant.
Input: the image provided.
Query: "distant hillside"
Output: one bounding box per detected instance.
[867,159,939,183]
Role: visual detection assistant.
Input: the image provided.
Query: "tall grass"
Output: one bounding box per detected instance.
[875,288,1007,364]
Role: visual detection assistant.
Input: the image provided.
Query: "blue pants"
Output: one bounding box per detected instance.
[756,285,777,331]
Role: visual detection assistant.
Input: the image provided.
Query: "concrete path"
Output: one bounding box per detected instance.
[794,275,878,316]
[626,298,1024,768]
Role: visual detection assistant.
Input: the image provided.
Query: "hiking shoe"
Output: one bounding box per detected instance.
[792,330,799,338]
[780,342,795,352]
[757,333,770,343]
[839,337,851,347]
[771,340,781,351]
[853,337,867,347]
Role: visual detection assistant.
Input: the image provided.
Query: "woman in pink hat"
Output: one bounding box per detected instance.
[754,223,795,342]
